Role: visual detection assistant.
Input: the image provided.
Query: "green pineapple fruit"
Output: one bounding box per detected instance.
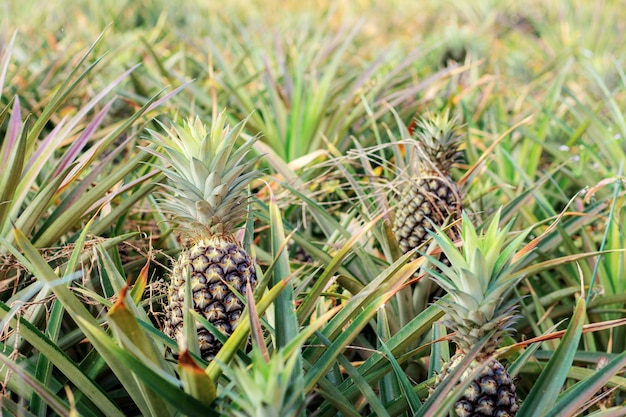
[149,113,261,360]
[392,112,463,256]
[425,210,531,417]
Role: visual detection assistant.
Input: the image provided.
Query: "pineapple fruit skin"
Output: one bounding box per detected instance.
[437,353,518,417]
[164,234,257,360]
[392,175,461,255]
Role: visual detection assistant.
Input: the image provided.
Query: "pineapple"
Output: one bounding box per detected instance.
[148,113,261,360]
[425,210,531,417]
[392,111,463,256]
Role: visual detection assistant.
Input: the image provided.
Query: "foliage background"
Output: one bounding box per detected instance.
[1,0,625,416]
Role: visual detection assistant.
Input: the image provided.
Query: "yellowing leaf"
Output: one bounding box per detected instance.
[178,350,217,406]
[108,285,161,365]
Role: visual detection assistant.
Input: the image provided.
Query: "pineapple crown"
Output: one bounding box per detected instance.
[410,110,463,174]
[147,112,262,238]
[423,210,532,351]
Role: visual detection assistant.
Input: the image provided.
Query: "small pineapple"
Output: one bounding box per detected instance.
[425,210,531,417]
[148,113,261,360]
[392,111,463,256]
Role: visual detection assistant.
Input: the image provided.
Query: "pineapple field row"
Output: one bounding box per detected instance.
[1,0,625,416]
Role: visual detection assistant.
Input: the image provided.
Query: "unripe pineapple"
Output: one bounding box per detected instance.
[392,112,463,256]
[148,113,261,360]
[425,211,531,417]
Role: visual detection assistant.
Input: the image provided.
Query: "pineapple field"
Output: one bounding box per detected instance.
[1,0,626,416]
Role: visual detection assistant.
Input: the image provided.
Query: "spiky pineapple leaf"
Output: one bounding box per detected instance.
[25,31,112,144]
[146,111,261,236]
[32,138,155,248]
[517,296,587,416]
[428,322,450,379]
[315,303,444,416]
[1,395,38,417]
[296,211,385,323]
[545,350,626,417]
[76,316,218,417]
[11,164,75,240]
[269,188,300,353]
[30,298,64,416]
[0,30,16,96]
[130,254,151,305]
[0,301,124,417]
[375,308,399,407]
[0,354,74,417]
[218,348,305,417]
[303,259,413,394]
[9,221,158,416]
[317,332,391,417]
[314,377,363,417]
[0,98,25,228]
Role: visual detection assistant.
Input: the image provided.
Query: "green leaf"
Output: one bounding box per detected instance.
[296,212,382,323]
[33,147,153,247]
[313,375,363,417]
[25,31,110,144]
[318,332,391,417]
[269,188,300,349]
[545,350,626,417]
[1,395,38,417]
[304,287,403,393]
[31,298,64,417]
[8,224,153,415]
[316,302,443,416]
[130,255,151,305]
[0,353,72,417]
[428,322,449,379]
[583,407,626,417]
[10,164,75,242]
[518,296,587,416]
[76,316,219,417]
[376,309,401,409]
[304,251,419,367]
[10,224,102,328]
[183,260,202,360]
[0,31,16,96]
[0,301,124,417]
[0,98,25,228]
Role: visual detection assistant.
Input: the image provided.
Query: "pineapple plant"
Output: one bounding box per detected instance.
[392,111,464,257]
[425,210,531,417]
[148,113,261,360]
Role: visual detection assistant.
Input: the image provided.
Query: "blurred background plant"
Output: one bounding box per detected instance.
[0,0,625,415]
